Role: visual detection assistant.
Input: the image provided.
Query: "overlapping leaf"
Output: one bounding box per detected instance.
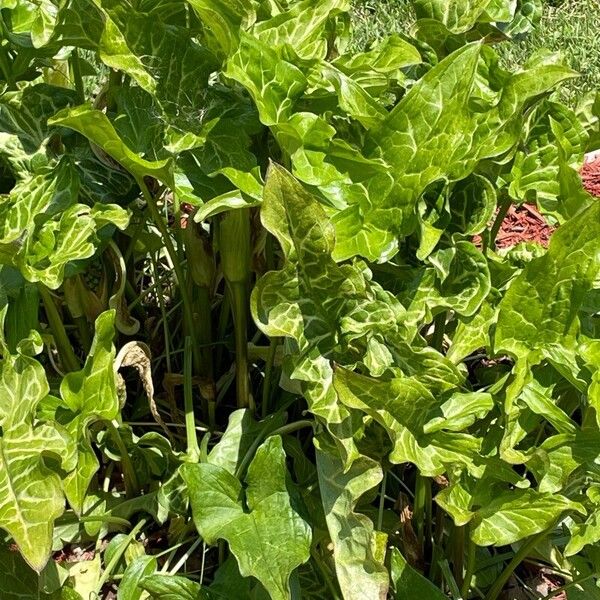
[508,100,587,207]
[251,164,405,462]
[0,329,73,572]
[495,200,600,359]
[0,83,77,153]
[333,367,484,476]
[315,437,388,600]
[0,159,130,288]
[181,436,311,600]
[332,43,575,261]
[56,310,120,513]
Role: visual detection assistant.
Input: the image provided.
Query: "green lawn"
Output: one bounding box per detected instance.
[352,0,600,104]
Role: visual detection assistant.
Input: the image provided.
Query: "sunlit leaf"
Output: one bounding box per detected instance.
[315,437,388,600]
[0,330,73,572]
[58,310,119,513]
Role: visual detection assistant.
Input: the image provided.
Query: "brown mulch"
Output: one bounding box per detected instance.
[472,154,600,251]
[581,154,600,198]
[472,202,555,250]
[495,203,555,249]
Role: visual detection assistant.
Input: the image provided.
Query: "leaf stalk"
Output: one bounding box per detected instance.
[39,285,80,372]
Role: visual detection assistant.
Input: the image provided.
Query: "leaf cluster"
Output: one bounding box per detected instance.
[0,0,599,599]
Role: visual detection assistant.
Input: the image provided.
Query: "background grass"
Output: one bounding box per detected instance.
[351,0,600,104]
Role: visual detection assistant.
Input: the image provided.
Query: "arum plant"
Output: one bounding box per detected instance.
[0,0,599,599]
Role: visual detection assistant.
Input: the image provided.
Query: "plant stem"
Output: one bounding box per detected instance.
[261,337,278,418]
[414,473,431,554]
[70,48,85,103]
[60,513,132,528]
[230,281,252,411]
[184,336,201,461]
[377,471,387,531]
[453,523,465,591]
[169,538,202,575]
[483,529,549,600]
[192,283,216,428]
[0,26,15,89]
[311,548,342,600]
[543,572,598,599]
[105,69,122,111]
[107,422,139,498]
[77,515,131,527]
[461,526,477,598]
[195,285,214,379]
[486,193,512,252]
[439,559,463,599]
[270,419,314,438]
[432,312,446,352]
[216,286,230,372]
[151,254,172,374]
[73,315,92,354]
[96,518,147,592]
[39,285,80,372]
[138,179,200,374]
[219,208,252,411]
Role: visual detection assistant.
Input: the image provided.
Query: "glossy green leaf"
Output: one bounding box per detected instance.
[141,574,211,600]
[15,197,130,290]
[0,84,77,153]
[446,291,500,364]
[333,34,421,74]
[0,160,78,246]
[414,0,495,33]
[186,0,250,57]
[30,0,59,47]
[424,391,494,434]
[447,174,497,236]
[315,439,388,600]
[96,0,217,129]
[252,164,406,463]
[181,436,311,600]
[0,1,594,595]
[118,556,158,600]
[209,556,266,600]
[0,331,72,572]
[471,489,584,546]
[207,408,286,476]
[315,63,387,129]
[400,241,491,335]
[58,310,119,513]
[225,33,307,127]
[566,509,600,557]
[333,43,575,261]
[501,0,542,37]
[390,548,446,599]
[495,200,600,359]
[252,0,350,59]
[52,0,105,49]
[49,105,172,183]
[333,367,482,476]
[508,100,587,206]
[528,430,600,494]
[0,542,67,599]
